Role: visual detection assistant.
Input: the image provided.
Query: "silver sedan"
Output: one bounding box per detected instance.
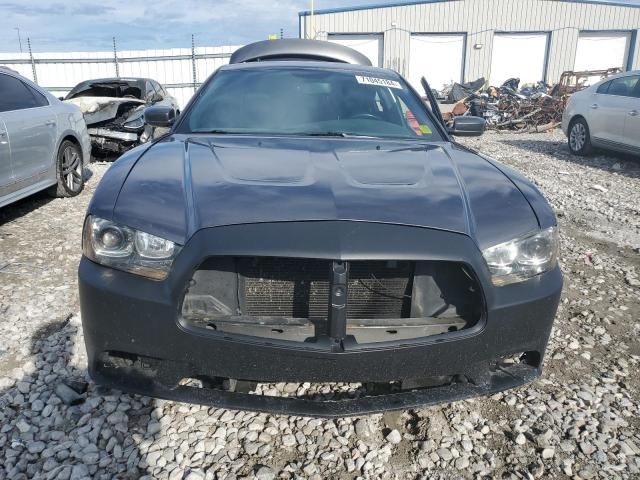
[0,67,91,208]
[562,70,640,156]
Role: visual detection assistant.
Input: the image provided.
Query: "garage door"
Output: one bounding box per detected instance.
[328,34,383,67]
[409,34,465,93]
[490,33,548,86]
[574,32,631,71]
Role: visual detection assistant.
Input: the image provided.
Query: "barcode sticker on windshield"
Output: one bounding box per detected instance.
[355,75,403,89]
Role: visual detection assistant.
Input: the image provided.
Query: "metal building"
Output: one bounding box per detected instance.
[298,0,640,91]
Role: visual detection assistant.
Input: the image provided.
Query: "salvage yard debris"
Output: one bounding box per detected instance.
[440,68,621,132]
[551,68,622,97]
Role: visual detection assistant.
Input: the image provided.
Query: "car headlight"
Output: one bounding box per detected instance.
[82,216,181,280]
[123,116,145,130]
[482,226,559,286]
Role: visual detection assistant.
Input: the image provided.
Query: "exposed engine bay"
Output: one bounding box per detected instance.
[65,79,153,155]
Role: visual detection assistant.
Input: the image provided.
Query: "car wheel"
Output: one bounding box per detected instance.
[48,140,85,197]
[568,118,593,156]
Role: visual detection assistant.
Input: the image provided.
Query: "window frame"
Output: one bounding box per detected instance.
[144,80,157,102]
[596,81,611,95]
[598,75,640,98]
[0,73,50,113]
[152,80,166,98]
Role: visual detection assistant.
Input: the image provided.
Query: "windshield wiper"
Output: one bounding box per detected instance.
[303,132,380,138]
[193,129,237,134]
[302,131,348,137]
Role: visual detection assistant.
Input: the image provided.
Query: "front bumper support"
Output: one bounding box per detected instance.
[91,361,538,417]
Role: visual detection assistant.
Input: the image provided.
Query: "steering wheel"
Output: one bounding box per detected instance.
[349,113,382,121]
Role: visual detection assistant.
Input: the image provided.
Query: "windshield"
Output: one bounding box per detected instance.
[178,67,441,140]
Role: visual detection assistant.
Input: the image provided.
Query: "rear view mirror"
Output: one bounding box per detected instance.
[448,116,485,137]
[145,106,176,127]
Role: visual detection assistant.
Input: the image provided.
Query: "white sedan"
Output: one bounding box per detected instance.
[562,70,640,156]
[0,67,91,208]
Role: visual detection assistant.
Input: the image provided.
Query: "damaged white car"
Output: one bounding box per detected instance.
[64,78,179,156]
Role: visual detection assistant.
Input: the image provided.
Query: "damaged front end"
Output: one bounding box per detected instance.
[65,96,152,155]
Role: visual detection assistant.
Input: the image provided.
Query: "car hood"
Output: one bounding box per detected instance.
[65,96,145,125]
[112,135,540,248]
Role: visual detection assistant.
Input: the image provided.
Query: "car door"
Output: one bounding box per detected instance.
[0,73,57,184]
[587,76,638,146]
[623,77,640,150]
[0,117,12,195]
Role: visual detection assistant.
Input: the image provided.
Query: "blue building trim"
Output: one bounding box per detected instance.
[299,0,451,16]
[628,30,638,71]
[298,0,640,17]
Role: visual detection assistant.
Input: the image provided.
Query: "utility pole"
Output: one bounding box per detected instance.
[14,27,22,53]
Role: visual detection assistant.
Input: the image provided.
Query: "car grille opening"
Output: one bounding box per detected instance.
[347,261,413,319]
[181,257,482,344]
[240,257,330,319]
[238,258,413,320]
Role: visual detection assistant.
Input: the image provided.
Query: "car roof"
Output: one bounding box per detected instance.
[74,77,149,85]
[218,60,400,78]
[230,39,372,66]
[588,69,640,89]
[0,66,52,99]
[607,70,640,80]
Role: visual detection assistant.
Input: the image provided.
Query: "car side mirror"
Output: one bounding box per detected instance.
[145,106,176,127]
[148,93,163,104]
[448,116,485,137]
[58,96,65,101]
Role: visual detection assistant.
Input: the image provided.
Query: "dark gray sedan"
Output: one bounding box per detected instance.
[79,40,562,416]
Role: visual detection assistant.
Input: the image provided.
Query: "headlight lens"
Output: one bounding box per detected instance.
[482,227,558,286]
[123,116,145,130]
[83,216,181,280]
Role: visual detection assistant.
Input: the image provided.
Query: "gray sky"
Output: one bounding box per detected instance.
[1,0,638,53]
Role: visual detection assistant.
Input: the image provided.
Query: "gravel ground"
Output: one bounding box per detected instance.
[0,130,639,480]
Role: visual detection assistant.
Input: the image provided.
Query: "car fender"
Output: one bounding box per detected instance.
[481,156,557,230]
[562,90,590,136]
[86,142,154,221]
[54,104,91,165]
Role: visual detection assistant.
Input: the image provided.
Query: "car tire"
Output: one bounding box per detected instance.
[568,117,593,156]
[48,140,85,197]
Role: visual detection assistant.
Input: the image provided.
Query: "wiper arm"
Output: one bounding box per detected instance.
[303,131,348,137]
[192,129,237,134]
[303,132,380,138]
